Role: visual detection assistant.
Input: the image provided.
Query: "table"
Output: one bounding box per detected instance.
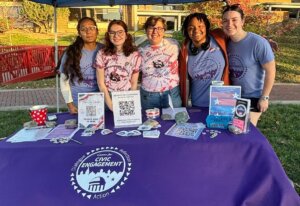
[0,108,299,206]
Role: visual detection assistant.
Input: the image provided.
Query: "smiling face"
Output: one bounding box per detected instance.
[78,19,98,44]
[108,24,127,49]
[187,17,207,47]
[146,20,165,46]
[222,11,245,38]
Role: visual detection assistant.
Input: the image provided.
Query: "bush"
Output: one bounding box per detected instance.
[0,18,9,33]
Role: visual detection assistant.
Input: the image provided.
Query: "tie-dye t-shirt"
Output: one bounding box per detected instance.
[139,38,180,92]
[94,50,141,91]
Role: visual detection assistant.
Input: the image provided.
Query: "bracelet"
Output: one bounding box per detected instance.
[260,96,269,101]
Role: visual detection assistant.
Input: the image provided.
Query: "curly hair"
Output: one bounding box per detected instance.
[103,20,137,57]
[62,17,97,84]
[181,13,210,42]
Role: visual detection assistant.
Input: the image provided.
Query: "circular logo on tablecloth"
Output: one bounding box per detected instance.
[70,147,132,200]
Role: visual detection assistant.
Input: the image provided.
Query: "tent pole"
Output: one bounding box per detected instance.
[54,6,60,113]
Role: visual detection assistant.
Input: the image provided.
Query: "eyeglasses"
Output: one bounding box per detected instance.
[222,3,242,12]
[108,30,125,37]
[147,26,165,33]
[80,26,97,32]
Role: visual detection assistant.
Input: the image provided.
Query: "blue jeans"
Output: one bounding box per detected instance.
[140,86,182,110]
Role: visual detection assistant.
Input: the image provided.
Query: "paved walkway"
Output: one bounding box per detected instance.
[0,83,299,111]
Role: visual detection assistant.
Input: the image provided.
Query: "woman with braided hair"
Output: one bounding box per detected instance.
[59,17,103,114]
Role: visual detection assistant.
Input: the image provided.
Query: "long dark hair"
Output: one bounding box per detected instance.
[62,17,97,84]
[103,20,137,57]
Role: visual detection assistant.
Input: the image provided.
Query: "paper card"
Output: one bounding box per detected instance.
[112,90,142,128]
[232,98,251,133]
[78,93,105,129]
[209,85,241,116]
[162,107,189,120]
[7,127,53,143]
[45,124,78,139]
[165,123,206,140]
[143,130,160,138]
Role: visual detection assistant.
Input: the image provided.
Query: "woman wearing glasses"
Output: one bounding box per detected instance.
[222,5,276,126]
[179,13,230,107]
[95,20,141,111]
[139,16,182,109]
[59,17,103,114]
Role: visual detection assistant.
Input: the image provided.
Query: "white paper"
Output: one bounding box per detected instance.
[78,93,105,129]
[112,90,142,128]
[165,123,205,140]
[7,127,53,143]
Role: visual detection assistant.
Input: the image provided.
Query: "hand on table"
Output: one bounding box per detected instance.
[67,102,78,114]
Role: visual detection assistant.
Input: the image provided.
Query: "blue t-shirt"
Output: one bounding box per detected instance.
[59,43,103,106]
[227,32,275,98]
[188,36,225,107]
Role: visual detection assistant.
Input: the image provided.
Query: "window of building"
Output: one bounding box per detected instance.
[69,8,120,22]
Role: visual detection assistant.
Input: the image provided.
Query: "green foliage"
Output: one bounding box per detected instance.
[185,0,272,35]
[184,2,224,28]
[21,0,69,33]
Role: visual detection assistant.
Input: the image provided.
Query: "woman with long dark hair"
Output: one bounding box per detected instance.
[59,17,103,114]
[95,20,141,111]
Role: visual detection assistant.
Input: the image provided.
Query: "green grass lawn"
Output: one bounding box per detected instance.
[273,23,300,83]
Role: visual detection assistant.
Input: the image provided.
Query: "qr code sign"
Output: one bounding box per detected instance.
[86,106,96,117]
[119,100,135,116]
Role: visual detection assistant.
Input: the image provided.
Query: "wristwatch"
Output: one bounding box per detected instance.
[260,95,269,101]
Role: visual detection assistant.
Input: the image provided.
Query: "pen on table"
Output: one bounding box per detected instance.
[70,138,82,145]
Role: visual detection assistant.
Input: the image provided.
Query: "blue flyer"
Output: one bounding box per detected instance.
[209,86,241,116]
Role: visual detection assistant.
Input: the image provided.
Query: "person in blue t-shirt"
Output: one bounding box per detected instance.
[180,13,230,107]
[59,17,103,114]
[222,4,276,126]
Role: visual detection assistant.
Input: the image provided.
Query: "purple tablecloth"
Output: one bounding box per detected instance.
[0,108,299,206]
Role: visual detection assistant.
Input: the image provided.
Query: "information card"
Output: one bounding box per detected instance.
[209,85,241,116]
[112,90,142,128]
[78,93,105,129]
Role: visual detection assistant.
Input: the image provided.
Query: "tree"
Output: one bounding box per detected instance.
[184,0,273,35]
[21,0,69,33]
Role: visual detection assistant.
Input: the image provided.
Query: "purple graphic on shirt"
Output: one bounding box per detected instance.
[191,58,219,81]
[228,54,247,80]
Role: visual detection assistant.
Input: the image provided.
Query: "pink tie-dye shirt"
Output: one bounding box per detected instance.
[95,50,141,91]
[139,38,180,92]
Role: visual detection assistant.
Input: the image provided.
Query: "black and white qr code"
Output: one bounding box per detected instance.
[119,100,135,116]
[86,106,96,117]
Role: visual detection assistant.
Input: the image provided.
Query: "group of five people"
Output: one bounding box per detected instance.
[59,4,276,126]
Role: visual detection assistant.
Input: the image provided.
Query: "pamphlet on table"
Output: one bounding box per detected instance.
[232,98,251,133]
[112,90,142,128]
[78,93,105,129]
[165,123,206,140]
[209,85,241,116]
[7,127,52,143]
